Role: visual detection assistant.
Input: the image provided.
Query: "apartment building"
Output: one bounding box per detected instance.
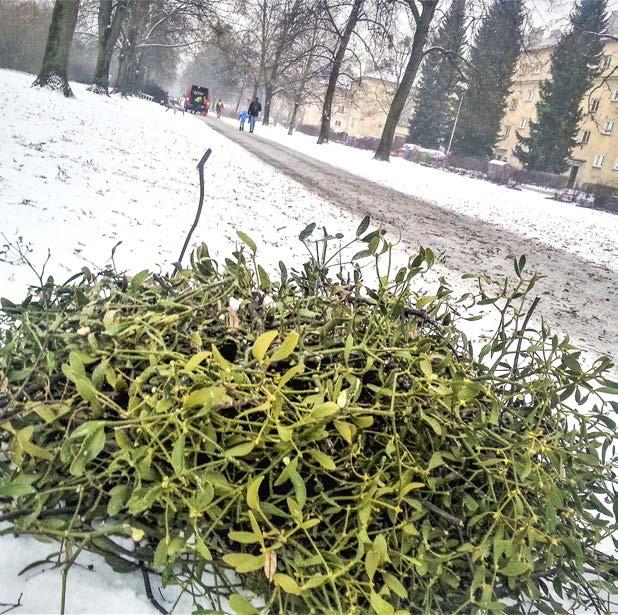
[296,74,411,142]
[495,13,618,187]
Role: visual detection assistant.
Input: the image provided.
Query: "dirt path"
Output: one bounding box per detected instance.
[203,117,617,363]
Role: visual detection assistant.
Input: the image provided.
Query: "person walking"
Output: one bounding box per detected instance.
[238,109,248,131]
[215,98,224,119]
[247,97,262,133]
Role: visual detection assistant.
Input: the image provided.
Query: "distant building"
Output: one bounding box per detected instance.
[495,12,618,187]
[296,74,413,142]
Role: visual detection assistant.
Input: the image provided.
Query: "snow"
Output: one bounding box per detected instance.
[0,70,367,305]
[224,117,618,272]
[0,530,179,614]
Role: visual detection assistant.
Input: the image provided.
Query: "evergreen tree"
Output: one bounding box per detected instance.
[514,0,608,173]
[451,0,524,157]
[408,0,467,150]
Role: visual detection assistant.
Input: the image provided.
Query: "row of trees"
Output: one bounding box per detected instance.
[187,0,607,166]
[16,0,611,170]
[29,0,225,98]
[181,0,446,159]
[408,0,608,174]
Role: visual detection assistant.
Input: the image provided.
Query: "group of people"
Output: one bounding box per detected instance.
[239,98,262,133]
[212,96,263,134]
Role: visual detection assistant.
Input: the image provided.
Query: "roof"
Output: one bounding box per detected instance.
[526,10,618,50]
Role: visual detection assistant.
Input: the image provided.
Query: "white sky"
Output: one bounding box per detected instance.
[528,0,618,28]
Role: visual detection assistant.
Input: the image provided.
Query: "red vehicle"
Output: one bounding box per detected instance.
[185,85,210,115]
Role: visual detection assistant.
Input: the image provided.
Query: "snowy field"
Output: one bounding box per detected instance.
[0,71,368,305]
[0,69,616,613]
[223,117,618,272]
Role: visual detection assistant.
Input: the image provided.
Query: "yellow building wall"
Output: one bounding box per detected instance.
[496,40,618,187]
[297,76,409,140]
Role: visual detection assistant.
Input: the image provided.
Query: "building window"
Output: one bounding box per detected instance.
[603,120,615,135]
[532,65,541,75]
[510,99,518,111]
[503,125,511,138]
[581,130,591,144]
[519,117,527,129]
[337,106,345,113]
[526,90,534,101]
[590,98,600,113]
[592,154,605,168]
[334,120,342,127]
[602,55,612,69]
[612,89,618,102]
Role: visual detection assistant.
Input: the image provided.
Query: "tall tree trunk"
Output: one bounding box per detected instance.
[288,13,319,136]
[317,0,364,144]
[91,0,129,94]
[235,75,247,114]
[263,34,286,125]
[115,0,146,96]
[32,0,80,97]
[374,1,438,161]
[288,101,300,135]
[262,83,274,125]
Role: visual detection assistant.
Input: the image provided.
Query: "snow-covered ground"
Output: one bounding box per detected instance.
[0,69,616,613]
[0,72,370,306]
[223,117,618,273]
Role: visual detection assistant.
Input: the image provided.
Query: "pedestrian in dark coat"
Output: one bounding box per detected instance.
[248,97,262,133]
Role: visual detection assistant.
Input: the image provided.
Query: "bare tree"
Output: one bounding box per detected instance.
[317,0,365,144]
[287,13,328,134]
[373,0,439,161]
[115,0,148,95]
[111,0,225,96]
[0,1,52,74]
[90,0,129,94]
[33,0,81,97]
[260,0,311,125]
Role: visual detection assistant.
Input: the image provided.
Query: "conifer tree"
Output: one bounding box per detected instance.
[408,0,467,149]
[451,0,524,157]
[514,0,608,173]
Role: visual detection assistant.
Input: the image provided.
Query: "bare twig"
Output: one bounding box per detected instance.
[140,563,168,614]
[173,149,212,275]
[419,498,464,527]
[0,593,23,615]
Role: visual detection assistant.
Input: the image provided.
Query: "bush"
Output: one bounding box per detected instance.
[579,183,618,214]
[447,154,489,175]
[513,169,570,191]
[0,223,616,615]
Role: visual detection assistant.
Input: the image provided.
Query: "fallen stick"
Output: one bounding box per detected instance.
[173,149,212,275]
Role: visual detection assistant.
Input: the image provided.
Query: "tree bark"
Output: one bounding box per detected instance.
[91,0,129,94]
[115,0,147,96]
[317,0,364,144]
[235,75,247,114]
[262,82,274,125]
[373,1,438,161]
[32,0,80,97]
[288,101,300,135]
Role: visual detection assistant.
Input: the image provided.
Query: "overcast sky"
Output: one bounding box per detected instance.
[528,0,618,28]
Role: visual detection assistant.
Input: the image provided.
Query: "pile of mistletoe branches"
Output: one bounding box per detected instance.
[0,221,616,615]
